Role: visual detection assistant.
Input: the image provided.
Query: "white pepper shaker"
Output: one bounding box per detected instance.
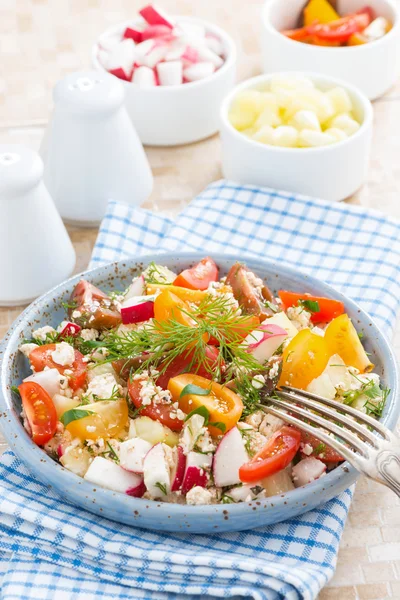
[0,145,76,306]
[41,70,153,226]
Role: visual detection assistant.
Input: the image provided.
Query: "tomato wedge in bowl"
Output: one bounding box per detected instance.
[0,252,397,534]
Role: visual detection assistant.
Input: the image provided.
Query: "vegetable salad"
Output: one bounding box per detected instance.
[17,258,389,505]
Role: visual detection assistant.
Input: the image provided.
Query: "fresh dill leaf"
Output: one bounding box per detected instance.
[239,428,255,457]
[264,300,278,313]
[298,299,320,313]
[144,262,174,285]
[313,442,326,456]
[105,441,119,462]
[128,404,144,419]
[11,385,20,396]
[221,494,235,504]
[364,387,389,419]
[180,384,211,398]
[61,300,78,312]
[89,385,121,403]
[358,331,364,340]
[155,481,167,495]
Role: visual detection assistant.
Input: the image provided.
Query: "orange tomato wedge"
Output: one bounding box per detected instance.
[168,374,243,437]
[279,329,330,389]
[154,290,196,327]
[147,283,208,304]
[324,314,373,373]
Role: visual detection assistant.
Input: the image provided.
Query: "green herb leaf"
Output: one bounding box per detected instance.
[221,494,235,504]
[313,442,326,456]
[209,421,226,433]
[298,299,320,313]
[358,331,364,340]
[264,300,279,313]
[184,405,210,425]
[11,385,20,396]
[180,384,211,398]
[155,481,167,495]
[60,408,94,427]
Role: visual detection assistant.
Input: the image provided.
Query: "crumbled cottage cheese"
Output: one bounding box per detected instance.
[19,343,38,358]
[186,486,213,505]
[80,328,99,342]
[268,360,280,380]
[132,370,172,407]
[286,306,311,331]
[32,326,56,342]
[180,414,215,454]
[86,373,120,401]
[51,342,75,366]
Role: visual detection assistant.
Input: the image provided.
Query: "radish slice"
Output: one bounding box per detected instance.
[120,438,153,473]
[183,62,215,82]
[181,47,199,64]
[143,443,171,497]
[195,45,224,68]
[124,275,145,301]
[142,24,172,40]
[139,4,174,29]
[157,61,183,86]
[59,321,81,338]
[107,38,136,81]
[142,43,169,69]
[132,66,157,87]
[181,452,212,494]
[124,25,145,43]
[244,323,288,364]
[84,456,145,495]
[292,458,327,487]
[213,427,249,487]
[120,295,155,324]
[171,446,186,491]
[164,40,186,61]
[24,368,61,399]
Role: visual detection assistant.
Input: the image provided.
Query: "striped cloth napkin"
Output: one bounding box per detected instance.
[1,180,399,600]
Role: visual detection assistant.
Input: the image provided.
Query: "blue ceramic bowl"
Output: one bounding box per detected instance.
[0,252,398,533]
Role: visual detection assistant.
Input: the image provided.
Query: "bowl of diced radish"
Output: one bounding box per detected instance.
[92,5,236,146]
[261,0,400,100]
[220,72,373,202]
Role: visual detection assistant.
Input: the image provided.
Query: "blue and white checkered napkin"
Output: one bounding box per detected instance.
[1,180,400,600]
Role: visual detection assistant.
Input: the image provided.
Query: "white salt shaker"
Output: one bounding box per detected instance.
[41,71,153,226]
[0,145,76,306]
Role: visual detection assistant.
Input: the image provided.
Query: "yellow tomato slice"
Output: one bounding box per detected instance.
[279,329,330,389]
[324,314,374,373]
[154,290,196,327]
[66,399,129,441]
[168,374,243,437]
[147,283,208,303]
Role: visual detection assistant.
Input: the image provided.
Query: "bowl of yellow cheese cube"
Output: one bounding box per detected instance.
[220,72,373,202]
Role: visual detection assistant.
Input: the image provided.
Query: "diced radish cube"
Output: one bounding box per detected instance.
[120,438,152,474]
[142,43,169,69]
[135,38,156,59]
[181,451,212,494]
[143,443,171,498]
[24,368,61,399]
[107,38,136,81]
[213,427,249,487]
[142,24,172,40]
[195,45,224,68]
[157,61,183,86]
[205,32,224,56]
[98,34,121,52]
[171,446,186,491]
[139,4,174,29]
[181,46,199,64]
[292,458,327,487]
[183,62,215,82]
[132,66,157,87]
[59,321,81,338]
[98,50,111,69]
[124,25,145,43]
[164,40,186,61]
[84,456,145,496]
[120,295,155,324]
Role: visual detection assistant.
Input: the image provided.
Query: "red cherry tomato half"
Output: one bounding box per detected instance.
[156,346,223,389]
[174,257,219,291]
[278,290,344,323]
[18,381,57,446]
[128,378,183,431]
[239,426,301,483]
[29,343,87,391]
[299,431,343,463]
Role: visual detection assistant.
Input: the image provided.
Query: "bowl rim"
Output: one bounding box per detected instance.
[91,15,237,92]
[262,0,400,53]
[0,251,398,522]
[220,71,373,154]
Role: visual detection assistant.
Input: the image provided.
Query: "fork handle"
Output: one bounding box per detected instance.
[377,450,400,497]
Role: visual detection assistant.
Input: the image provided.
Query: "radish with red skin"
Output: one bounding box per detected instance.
[213,427,249,487]
[24,368,61,399]
[57,444,63,458]
[59,322,81,338]
[157,61,183,86]
[123,26,145,43]
[171,446,186,491]
[142,43,169,69]
[142,24,172,40]
[107,38,136,81]
[132,66,157,87]
[181,47,199,64]
[292,458,327,488]
[121,295,155,324]
[124,275,145,301]
[119,437,153,473]
[84,456,145,495]
[244,323,288,364]
[139,4,174,29]
[181,451,212,494]
[126,480,146,498]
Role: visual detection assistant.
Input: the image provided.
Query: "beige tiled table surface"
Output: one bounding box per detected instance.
[1,1,400,598]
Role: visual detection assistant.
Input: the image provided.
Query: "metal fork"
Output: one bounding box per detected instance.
[261,386,400,496]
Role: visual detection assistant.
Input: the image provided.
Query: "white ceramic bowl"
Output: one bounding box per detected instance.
[220,72,373,202]
[92,16,236,146]
[261,0,400,100]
